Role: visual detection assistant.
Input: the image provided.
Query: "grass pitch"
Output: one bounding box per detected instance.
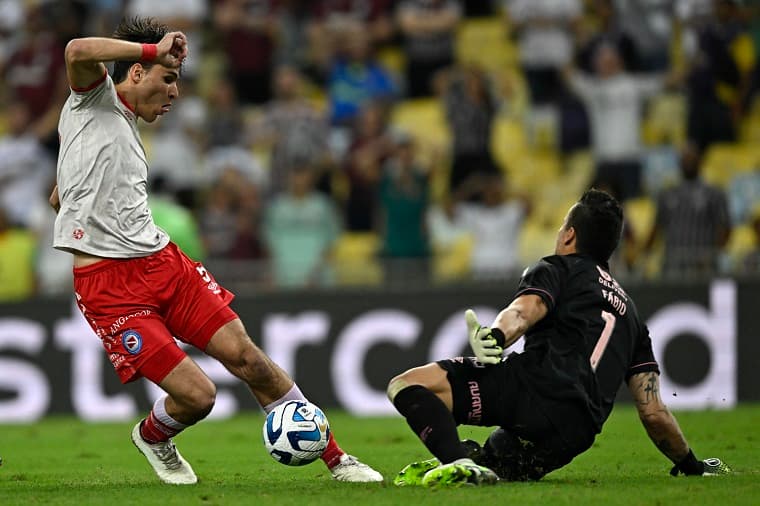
[1,405,757,506]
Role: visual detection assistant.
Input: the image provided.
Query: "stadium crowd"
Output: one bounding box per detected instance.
[1,0,759,300]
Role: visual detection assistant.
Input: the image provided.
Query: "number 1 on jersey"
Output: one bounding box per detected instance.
[590,311,616,371]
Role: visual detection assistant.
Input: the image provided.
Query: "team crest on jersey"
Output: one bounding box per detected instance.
[122,330,143,355]
[72,228,85,240]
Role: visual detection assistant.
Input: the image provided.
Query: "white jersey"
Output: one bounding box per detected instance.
[54,73,169,257]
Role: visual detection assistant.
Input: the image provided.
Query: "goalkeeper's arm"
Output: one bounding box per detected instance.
[628,371,728,476]
[465,294,547,364]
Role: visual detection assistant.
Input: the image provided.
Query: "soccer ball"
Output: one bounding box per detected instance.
[262,400,330,466]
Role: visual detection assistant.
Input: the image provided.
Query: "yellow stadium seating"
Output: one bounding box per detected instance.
[702,143,760,188]
[641,92,686,146]
[624,196,657,247]
[432,234,474,282]
[518,219,558,267]
[391,98,451,150]
[456,17,517,71]
[725,223,757,271]
[504,150,561,194]
[330,232,383,286]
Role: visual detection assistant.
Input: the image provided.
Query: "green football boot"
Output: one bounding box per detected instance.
[393,458,440,486]
[421,458,499,488]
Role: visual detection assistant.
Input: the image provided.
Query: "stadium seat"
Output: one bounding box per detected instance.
[432,234,474,283]
[491,114,528,172]
[517,219,558,267]
[624,196,656,248]
[641,92,686,146]
[702,143,760,188]
[330,232,383,286]
[391,99,451,150]
[504,150,561,194]
[724,223,757,271]
[456,17,517,71]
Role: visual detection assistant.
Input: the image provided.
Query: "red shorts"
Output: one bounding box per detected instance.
[73,242,238,384]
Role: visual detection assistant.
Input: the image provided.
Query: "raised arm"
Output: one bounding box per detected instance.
[491,294,547,348]
[64,31,188,89]
[465,294,547,364]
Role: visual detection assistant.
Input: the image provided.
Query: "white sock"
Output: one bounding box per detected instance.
[263,384,307,414]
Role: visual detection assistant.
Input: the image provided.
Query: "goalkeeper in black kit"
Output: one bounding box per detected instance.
[387,189,731,486]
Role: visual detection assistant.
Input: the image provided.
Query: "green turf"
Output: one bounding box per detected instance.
[1,405,757,505]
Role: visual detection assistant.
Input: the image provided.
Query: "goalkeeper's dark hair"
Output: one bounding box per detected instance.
[566,188,623,264]
[111,17,168,83]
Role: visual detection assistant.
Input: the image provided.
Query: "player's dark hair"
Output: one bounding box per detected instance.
[111,17,168,83]
[566,188,623,264]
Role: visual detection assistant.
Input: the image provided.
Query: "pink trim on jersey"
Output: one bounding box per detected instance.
[71,70,107,92]
[515,287,555,305]
[629,361,658,370]
[117,92,136,113]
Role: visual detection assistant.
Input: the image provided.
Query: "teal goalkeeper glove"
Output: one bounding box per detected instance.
[465,309,505,365]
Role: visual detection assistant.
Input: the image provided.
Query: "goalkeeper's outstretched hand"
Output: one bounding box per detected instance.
[465,309,504,365]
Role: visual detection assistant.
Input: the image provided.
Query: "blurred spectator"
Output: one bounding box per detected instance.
[576,0,641,74]
[565,43,668,200]
[250,65,333,196]
[206,79,246,148]
[455,172,529,279]
[426,195,473,281]
[214,0,279,105]
[149,176,206,261]
[728,164,760,225]
[683,0,756,151]
[378,133,430,282]
[0,101,54,228]
[199,165,267,260]
[741,207,760,274]
[505,0,582,106]
[0,0,23,70]
[148,93,209,208]
[396,0,461,98]
[264,165,341,287]
[306,0,394,73]
[343,101,394,231]
[0,205,36,301]
[126,0,208,79]
[615,0,673,72]
[327,23,396,126]
[442,65,499,195]
[461,0,495,17]
[643,143,731,278]
[275,0,312,70]
[3,2,68,153]
[27,178,72,296]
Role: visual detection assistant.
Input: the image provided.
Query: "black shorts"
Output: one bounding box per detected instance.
[437,355,595,480]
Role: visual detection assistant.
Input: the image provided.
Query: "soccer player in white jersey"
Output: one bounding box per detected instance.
[50,16,382,485]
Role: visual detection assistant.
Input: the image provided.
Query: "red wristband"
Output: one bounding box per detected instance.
[140,43,157,62]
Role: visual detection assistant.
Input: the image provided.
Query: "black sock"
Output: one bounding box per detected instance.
[393,385,467,463]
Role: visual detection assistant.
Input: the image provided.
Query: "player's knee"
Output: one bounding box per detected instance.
[182,379,217,419]
[386,372,413,403]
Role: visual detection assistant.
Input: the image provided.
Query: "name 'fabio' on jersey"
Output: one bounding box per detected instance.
[510,253,659,433]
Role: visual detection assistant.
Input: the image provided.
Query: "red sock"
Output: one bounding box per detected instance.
[320,431,345,469]
[139,411,182,444]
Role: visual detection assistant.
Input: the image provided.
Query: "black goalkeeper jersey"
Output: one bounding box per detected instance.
[510,253,660,434]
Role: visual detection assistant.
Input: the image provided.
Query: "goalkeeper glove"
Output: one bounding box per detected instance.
[669,449,731,476]
[465,309,506,365]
